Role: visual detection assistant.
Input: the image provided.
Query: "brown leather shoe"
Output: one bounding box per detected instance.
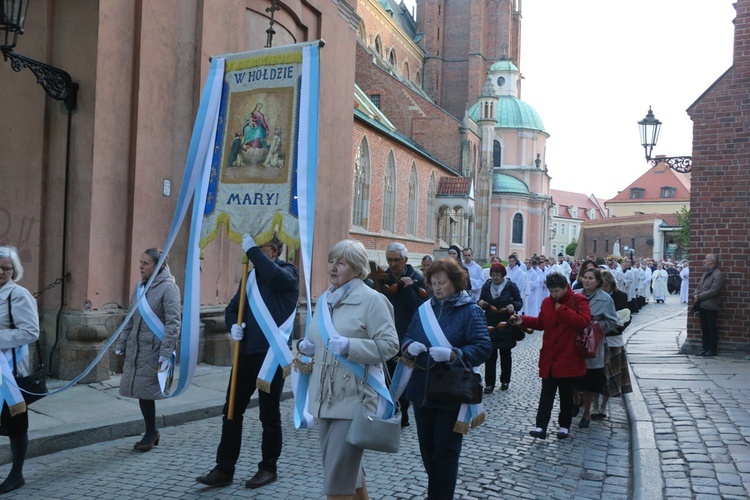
[196,468,233,487]
[245,470,277,489]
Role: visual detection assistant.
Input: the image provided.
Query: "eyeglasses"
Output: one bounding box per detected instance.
[386,257,405,263]
[0,267,14,273]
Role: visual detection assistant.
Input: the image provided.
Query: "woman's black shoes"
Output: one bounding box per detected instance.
[578,418,590,429]
[529,429,547,439]
[556,429,569,440]
[500,383,509,391]
[591,413,607,420]
[483,386,494,394]
[0,476,25,494]
[134,431,160,452]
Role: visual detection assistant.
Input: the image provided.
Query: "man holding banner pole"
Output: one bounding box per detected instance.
[197,233,299,489]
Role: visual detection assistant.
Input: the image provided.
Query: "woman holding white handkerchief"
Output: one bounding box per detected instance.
[302,239,398,499]
[400,258,491,500]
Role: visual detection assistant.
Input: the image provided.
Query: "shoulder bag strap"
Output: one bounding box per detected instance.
[7,289,44,377]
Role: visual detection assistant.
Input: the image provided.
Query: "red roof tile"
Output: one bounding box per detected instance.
[549,189,606,218]
[606,163,690,203]
[437,176,470,196]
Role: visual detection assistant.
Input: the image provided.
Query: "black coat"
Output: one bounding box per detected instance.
[384,263,428,341]
[225,247,299,356]
[479,279,523,349]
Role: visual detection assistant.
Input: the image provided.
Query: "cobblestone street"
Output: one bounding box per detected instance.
[5,297,692,499]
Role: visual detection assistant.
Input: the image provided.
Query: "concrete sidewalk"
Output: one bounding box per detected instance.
[624,306,750,499]
[0,363,294,464]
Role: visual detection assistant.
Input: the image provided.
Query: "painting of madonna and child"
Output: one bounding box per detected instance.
[222,88,294,184]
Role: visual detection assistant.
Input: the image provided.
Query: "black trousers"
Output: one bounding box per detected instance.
[484,348,512,387]
[535,377,575,431]
[699,309,719,353]
[215,353,284,475]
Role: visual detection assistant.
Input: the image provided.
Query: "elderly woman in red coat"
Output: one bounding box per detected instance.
[510,272,591,440]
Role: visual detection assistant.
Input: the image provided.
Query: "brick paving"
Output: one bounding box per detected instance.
[6,293,749,499]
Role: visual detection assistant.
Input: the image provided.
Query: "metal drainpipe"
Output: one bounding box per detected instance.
[48,107,73,374]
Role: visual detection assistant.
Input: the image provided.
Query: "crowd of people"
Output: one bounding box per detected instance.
[0,238,723,498]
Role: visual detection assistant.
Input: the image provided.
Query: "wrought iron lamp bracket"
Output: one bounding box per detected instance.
[647,156,692,173]
[1,47,78,110]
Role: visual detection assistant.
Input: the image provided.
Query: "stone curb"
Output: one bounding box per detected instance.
[0,389,294,464]
[624,307,686,500]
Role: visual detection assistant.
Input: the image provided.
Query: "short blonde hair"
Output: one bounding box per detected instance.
[328,239,369,280]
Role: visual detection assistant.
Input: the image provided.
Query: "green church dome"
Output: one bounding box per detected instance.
[489,59,519,72]
[468,96,546,133]
[493,173,530,194]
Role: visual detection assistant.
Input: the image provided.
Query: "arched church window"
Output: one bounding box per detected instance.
[426,174,436,239]
[389,48,397,67]
[407,165,418,235]
[382,152,397,232]
[352,138,371,228]
[493,140,502,168]
[403,61,410,80]
[374,36,383,57]
[512,213,524,244]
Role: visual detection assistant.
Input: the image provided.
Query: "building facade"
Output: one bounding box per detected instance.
[549,190,607,257]
[0,0,360,380]
[685,0,750,352]
[352,0,551,265]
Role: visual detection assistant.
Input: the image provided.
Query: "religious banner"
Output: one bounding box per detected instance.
[200,41,322,253]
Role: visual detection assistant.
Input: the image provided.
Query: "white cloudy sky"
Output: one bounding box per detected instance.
[402,0,736,199]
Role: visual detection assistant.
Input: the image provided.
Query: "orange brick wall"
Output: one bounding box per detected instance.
[686,0,750,351]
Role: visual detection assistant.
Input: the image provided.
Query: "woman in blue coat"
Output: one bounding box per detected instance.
[402,258,491,500]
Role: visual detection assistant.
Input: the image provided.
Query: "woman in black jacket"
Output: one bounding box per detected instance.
[478,263,523,393]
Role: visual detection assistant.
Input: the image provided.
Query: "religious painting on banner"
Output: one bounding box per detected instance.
[200,42,321,254]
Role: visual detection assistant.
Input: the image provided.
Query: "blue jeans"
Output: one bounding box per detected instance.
[413,404,463,500]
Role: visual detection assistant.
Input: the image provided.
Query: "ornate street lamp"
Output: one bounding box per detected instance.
[1,0,78,110]
[638,106,692,173]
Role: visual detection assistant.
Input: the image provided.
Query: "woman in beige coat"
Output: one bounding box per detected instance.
[115,248,181,451]
[300,239,399,500]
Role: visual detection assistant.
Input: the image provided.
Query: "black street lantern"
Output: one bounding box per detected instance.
[1,0,78,110]
[637,106,692,173]
[0,0,29,50]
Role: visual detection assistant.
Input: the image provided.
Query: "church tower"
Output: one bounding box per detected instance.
[416,0,522,120]
[473,76,499,262]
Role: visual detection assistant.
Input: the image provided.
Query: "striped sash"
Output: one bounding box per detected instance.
[393,300,485,434]
[246,269,296,393]
[0,349,26,416]
[317,290,397,419]
[137,283,176,395]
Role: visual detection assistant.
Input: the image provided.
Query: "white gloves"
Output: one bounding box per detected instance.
[242,233,257,252]
[429,346,453,362]
[115,349,123,356]
[231,323,245,341]
[328,336,350,356]
[406,341,427,356]
[298,338,316,356]
[158,355,170,372]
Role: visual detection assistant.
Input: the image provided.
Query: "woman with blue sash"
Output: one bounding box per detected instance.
[401,258,491,500]
[0,246,40,494]
[115,248,181,452]
[300,240,398,499]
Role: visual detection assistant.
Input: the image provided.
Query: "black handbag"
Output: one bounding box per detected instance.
[425,354,482,405]
[7,290,48,405]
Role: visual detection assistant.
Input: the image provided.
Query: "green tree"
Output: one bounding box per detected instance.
[565,239,577,256]
[674,207,690,250]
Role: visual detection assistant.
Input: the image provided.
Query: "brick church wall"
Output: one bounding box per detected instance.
[686,0,750,351]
